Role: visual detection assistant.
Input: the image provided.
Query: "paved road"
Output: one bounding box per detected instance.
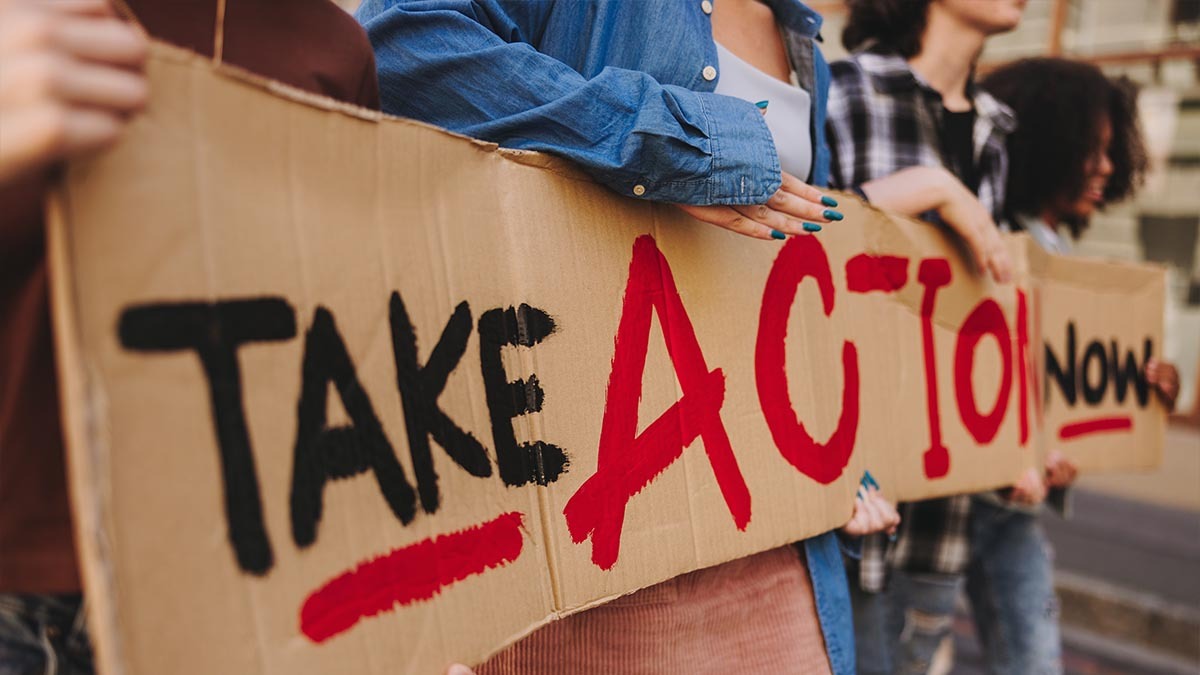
[1043,489,1200,608]
[952,616,1200,675]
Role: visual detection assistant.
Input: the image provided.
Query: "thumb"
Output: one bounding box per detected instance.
[446,665,476,675]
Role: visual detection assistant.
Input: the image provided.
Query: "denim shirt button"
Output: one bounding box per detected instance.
[701,0,713,15]
[701,65,717,81]
[632,184,647,196]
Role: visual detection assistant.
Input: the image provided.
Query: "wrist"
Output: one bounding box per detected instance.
[928,167,959,208]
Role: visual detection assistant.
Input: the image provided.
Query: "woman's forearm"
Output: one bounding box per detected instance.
[859,166,954,216]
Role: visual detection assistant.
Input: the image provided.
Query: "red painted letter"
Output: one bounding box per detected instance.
[846,254,909,293]
[954,299,1013,445]
[756,235,860,484]
[917,259,952,478]
[1016,289,1031,445]
[563,236,750,570]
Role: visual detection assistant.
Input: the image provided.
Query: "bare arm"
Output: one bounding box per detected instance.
[862,166,1013,283]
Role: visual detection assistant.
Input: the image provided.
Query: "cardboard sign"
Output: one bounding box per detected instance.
[1030,248,1167,471]
[48,44,1167,675]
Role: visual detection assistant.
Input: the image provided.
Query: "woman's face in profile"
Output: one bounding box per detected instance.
[1056,115,1115,222]
[937,0,1027,36]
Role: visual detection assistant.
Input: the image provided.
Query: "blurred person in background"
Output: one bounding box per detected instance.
[966,56,1179,675]
[357,0,899,672]
[984,59,1178,414]
[0,0,377,671]
[823,0,1029,672]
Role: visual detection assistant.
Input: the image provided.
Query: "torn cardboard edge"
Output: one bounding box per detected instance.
[48,184,126,675]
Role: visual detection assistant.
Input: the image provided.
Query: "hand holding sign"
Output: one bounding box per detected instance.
[674,171,841,240]
[1044,451,1078,489]
[1145,358,1180,412]
[0,0,147,184]
[842,486,901,538]
[860,166,1013,283]
[1008,467,1048,506]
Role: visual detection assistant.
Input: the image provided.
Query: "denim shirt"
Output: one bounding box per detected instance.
[357,2,850,673]
[357,0,831,205]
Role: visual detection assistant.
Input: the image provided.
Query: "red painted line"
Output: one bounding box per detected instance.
[1058,415,1133,440]
[300,511,525,643]
[846,254,909,293]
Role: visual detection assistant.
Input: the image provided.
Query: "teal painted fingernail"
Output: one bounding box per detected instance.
[863,470,880,490]
[821,196,838,207]
[823,209,844,221]
[770,229,786,240]
[803,222,822,233]
[755,100,770,115]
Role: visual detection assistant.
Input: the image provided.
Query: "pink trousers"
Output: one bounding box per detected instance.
[478,545,833,674]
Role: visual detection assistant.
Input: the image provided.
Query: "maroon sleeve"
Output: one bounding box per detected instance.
[354,44,382,111]
[126,0,381,110]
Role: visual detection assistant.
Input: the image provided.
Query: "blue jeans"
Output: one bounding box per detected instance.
[851,569,962,675]
[0,594,92,675]
[966,499,1062,675]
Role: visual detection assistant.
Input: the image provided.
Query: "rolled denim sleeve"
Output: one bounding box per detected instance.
[357,0,780,205]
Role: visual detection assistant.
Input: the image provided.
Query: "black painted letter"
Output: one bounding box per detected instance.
[477,305,568,487]
[389,293,492,514]
[1112,338,1152,407]
[1044,321,1077,408]
[118,298,296,575]
[290,307,417,548]
[1081,340,1109,405]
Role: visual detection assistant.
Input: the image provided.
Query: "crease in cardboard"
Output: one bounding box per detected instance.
[415,127,458,675]
[203,62,277,675]
[653,205,704,575]
[494,163,566,617]
[658,206,709,574]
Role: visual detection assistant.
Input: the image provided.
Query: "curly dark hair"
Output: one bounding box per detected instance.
[982,58,1148,238]
[842,0,933,58]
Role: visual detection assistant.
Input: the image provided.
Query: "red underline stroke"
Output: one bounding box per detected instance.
[1058,415,1133,440]
[300,511,525,643]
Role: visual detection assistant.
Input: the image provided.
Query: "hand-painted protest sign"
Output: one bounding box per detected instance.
[47,44,1167,675]
[1030,250,1167,471]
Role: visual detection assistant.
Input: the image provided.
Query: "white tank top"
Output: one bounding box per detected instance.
[714,42,813,181]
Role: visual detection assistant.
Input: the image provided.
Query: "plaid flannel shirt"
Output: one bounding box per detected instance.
[825,47,1016,592]
[826,47,1015,221]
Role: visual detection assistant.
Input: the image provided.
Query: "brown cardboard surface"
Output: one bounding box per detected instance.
[1028,242,1167,472]
[48,43,1169,675]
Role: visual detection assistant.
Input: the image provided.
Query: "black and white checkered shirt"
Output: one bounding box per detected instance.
[826,47,1016,592]
[826,47,1016,222]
